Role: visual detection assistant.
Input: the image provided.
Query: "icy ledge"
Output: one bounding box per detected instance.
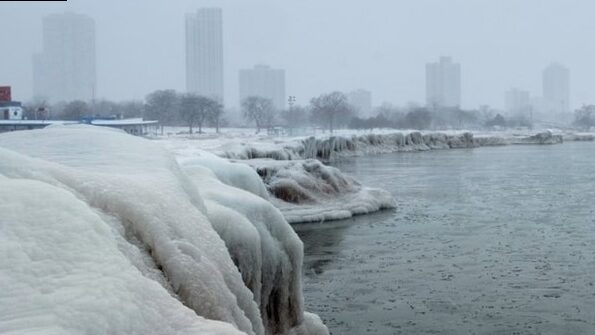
[0,126,328,335]
[209,130,572,162]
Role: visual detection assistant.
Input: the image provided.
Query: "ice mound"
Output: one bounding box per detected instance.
[241,159,396,223]
[0,126,327,335]
[0,175,244,335]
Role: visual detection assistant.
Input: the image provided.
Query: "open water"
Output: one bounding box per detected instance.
[295,142,595,334]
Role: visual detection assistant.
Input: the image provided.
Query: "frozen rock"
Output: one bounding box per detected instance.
[242,159,396,223]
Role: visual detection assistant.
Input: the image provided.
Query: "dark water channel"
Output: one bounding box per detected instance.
[295,142,595,334]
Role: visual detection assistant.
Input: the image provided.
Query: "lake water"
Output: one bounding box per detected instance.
[294,142,595,335]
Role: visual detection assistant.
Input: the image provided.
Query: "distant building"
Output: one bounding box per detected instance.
[347,89,373,118]
[542,63,570,114]
[426,56,461,109]
[185,8,224,103]
[33,12,96,102]
[0,86,23,121]
[239,65,285,110]
[505,89,531,115]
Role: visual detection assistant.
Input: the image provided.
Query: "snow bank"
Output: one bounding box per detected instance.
[0,126,327,335]
[241,159,396,223]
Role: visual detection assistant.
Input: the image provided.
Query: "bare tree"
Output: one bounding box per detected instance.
[144,89,179,135]
[208,102,224,133]
[61,100,90,120]
[310,91,353,133]
[179,93,220,134]
[281,105,308,135]
[242,96,276,133]
[117,100,145,119]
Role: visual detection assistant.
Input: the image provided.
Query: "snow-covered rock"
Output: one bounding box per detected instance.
[513,130,563,145]
[0,126,327,335]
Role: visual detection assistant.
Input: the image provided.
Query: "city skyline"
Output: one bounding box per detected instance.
[2,1,594,110]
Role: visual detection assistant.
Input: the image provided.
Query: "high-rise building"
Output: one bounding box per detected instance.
[347,89,373,118]
[425,56,461,109]
[33,12,96,102]
[239,65,285,110]
[505,88,531,114]
[185,8,224,103]
[542,63,570,114]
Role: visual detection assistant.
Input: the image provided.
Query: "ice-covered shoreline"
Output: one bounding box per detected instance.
[163,138,397,224]
[161,129,592,223]
[0,126,328,335]
[192,130,582,162]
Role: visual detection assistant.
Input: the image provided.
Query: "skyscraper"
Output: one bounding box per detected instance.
[239,65,285,110]
[185,8,224,103]
[542,63,570,114]
[33,12,96,102]
[425,56,461,109]
[505,88,531,115]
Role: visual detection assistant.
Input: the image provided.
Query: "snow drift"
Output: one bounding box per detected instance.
[0,126,327,335]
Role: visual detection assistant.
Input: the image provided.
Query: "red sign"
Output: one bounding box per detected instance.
[0,86,11,101]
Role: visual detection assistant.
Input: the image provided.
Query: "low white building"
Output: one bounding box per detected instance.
[1,103,23,120]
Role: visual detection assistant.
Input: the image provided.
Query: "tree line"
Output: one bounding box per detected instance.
[24,90,225,134]
[29,89,592,134]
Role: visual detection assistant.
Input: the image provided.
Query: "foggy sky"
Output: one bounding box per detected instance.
[2,0,595,110]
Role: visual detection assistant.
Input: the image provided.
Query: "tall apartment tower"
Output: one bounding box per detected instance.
[505,88,531,114]
[425,56,461,109]
[239,65,285,110]
[542,63,570,114]
[185,8,224,103]
[33,12,96,102]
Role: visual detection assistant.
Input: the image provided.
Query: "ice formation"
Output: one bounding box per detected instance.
[0,126,328,335]
[242,159,396,223]
[213,132,483,161]
[162,140,396,223]
[194,130,576,162]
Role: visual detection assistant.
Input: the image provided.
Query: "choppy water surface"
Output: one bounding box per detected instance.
[294,142,595,335]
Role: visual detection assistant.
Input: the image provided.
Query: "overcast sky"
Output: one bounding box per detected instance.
[1,0,595,109]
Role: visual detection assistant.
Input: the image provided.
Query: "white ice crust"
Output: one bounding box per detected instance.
[0,126,328,335]
[163,138,397,224]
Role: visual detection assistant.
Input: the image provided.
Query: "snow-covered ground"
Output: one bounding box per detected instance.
[0,126,328,335]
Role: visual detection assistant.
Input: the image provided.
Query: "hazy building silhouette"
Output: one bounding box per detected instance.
[347,89,373,118]
[185,8,223,103]
[239,65,285,110]
[505,88,531,114]
[542,63,570,114]
[33,12,96,102]
[426,56,461,109]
